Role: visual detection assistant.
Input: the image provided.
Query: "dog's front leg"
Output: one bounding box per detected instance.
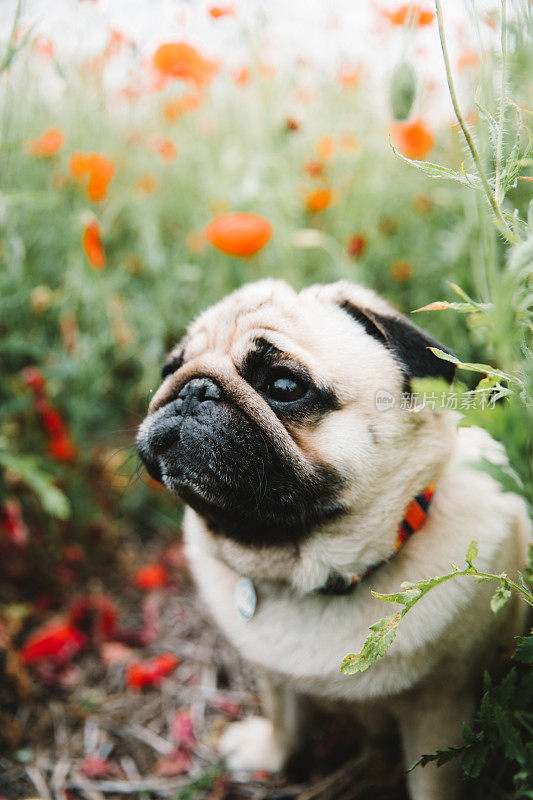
[218,671,308,773]
[395,683,476,800]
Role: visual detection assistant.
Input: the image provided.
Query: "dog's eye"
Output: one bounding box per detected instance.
[161,353,183,380]
[265,371,306,403]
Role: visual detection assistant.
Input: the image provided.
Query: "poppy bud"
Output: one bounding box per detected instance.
[390,61,416,122]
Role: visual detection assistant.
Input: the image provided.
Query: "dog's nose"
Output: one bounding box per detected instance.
[178,377,223,405]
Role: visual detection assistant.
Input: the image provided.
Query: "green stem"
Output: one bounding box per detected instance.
[434,0,517,244]
[495,0,508,205]
[466,565,533,608]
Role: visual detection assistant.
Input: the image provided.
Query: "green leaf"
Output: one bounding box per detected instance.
[514,634,533,664]
[494,705,526,763]
[412,745,465,771]
[340,613,401,674]
[0,451,71,519]
[371,586,422,607]
[461,742,491,778]
[412,300,482,314]
[465,540,478,566]
[428,348,521,385]
[490,584,512,613]
[389,138,481,186]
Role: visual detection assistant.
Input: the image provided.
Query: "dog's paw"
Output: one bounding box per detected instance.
[218,717,286,773]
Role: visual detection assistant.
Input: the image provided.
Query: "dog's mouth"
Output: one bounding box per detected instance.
[136,379,346,546]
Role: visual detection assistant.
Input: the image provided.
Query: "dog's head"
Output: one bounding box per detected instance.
[137,279,455,547]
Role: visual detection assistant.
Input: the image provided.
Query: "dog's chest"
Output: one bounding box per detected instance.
[183,519,451,702]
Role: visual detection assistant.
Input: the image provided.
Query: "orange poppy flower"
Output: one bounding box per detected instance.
[315,136,336,162]
[205,213,273,257]
[304,160,324,178]
[82,219,106,270]
[104,29,127,59]
[413,195,432,213]
[391,118,434,159]
[69,153,115,202]
[152,42,218,87]
[337,65,362,88]
[185,230,207,254]
[86,156,115,201]
[232,65,249,86]
[163,92,201,121]
[136,173,158,193]
[150,136,177,161]
[33,35,54,59]
[208,4,235,18]
[389,260,412,281]
[339,133,358,153]
[27,127,64,157]
[382,4,434,27]
[305,187,337,213]
[482,10,498,30]
[457,50,478,74]
[259,63,275,79]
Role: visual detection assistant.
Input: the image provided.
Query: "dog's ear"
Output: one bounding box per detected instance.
[339,299,456,383]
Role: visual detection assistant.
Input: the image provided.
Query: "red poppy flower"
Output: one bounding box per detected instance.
[155,748,192,776]
[382,4,434,27]
[347,234,367,259]
[69,594,118,640]
[21,621,86,664]
[133,564,168,591]
[41,407,67,438]
[27,127,64,157]
[170,709,195,748]
[125,652,179,689]
[82,219,106,270]
[152,42,218,87]
[47,435,77,462]
[24,367,46,394]
[391,118,434,159]
[0,500,29,547]
[205,213,273,257]
[79,756,123,779]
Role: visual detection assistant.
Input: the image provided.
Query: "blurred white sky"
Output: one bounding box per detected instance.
[2,0,500,121]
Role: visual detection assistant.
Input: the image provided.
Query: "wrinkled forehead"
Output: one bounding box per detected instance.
[179,281,397,391]
[183,281,298,360]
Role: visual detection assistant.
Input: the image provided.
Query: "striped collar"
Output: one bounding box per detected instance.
[233,484,436,621]
[320,483,436,595]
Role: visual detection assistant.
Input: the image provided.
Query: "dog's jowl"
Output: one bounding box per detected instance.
[137,279,530,800]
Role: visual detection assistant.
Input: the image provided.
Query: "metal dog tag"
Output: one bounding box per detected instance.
[235,577,257,621]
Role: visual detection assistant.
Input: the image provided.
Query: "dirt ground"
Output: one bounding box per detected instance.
[0,542,409,800]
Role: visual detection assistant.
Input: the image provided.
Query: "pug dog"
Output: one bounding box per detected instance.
[137,279,530,800]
